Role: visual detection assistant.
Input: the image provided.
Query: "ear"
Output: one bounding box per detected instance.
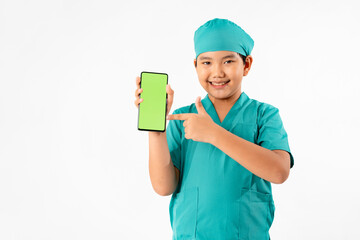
[194,59,197,68]
[243,55,253,76]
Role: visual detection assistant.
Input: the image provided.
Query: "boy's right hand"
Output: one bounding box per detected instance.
[134,76,175,116]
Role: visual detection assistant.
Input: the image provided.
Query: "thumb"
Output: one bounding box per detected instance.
[195,96,206,115]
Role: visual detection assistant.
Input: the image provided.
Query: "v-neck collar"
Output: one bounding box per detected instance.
[202,92,249,126]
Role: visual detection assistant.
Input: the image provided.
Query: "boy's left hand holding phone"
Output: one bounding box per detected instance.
[134,74,174,132]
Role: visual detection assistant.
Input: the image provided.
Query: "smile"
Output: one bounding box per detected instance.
[209,80,230,87]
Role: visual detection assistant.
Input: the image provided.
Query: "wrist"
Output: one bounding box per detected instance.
[209,123,223,145]
[149,131,166,138]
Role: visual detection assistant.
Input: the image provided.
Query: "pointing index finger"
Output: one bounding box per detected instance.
[167,113,193,121]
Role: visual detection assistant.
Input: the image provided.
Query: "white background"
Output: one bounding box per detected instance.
[1,0,360,239]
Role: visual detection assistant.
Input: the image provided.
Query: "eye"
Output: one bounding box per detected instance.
[225,60,233,64]
[202,61,211,65]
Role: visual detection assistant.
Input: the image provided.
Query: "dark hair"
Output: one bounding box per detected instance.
[238,53,247,64]
[195,52,247,67]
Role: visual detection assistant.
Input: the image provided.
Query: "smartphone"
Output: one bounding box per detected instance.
[138,71,168,132]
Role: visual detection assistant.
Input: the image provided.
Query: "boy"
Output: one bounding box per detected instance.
[134,18,294,240]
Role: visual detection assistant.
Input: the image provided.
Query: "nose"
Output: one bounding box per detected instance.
[211,62,225,79]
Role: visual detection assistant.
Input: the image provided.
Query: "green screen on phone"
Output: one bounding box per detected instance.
[138,72,168,132]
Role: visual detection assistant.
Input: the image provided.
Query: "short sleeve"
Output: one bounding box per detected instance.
[166,109,182,171]
[257,105,294,168]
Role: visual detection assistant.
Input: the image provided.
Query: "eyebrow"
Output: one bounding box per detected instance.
[198,54,238,61]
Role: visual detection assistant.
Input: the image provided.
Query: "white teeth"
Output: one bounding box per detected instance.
[212,82,227,86]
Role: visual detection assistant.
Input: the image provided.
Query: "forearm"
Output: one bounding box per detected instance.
[210,125,289,184]
[148,131,178,196]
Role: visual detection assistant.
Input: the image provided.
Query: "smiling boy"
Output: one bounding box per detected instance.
[135,18,294,240]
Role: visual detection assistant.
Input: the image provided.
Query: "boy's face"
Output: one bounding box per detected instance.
[194,51,252,101]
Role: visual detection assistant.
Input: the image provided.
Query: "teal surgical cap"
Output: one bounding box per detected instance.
[194,18,254,59]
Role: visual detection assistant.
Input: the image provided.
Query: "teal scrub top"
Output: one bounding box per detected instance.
[166,92,294,240]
